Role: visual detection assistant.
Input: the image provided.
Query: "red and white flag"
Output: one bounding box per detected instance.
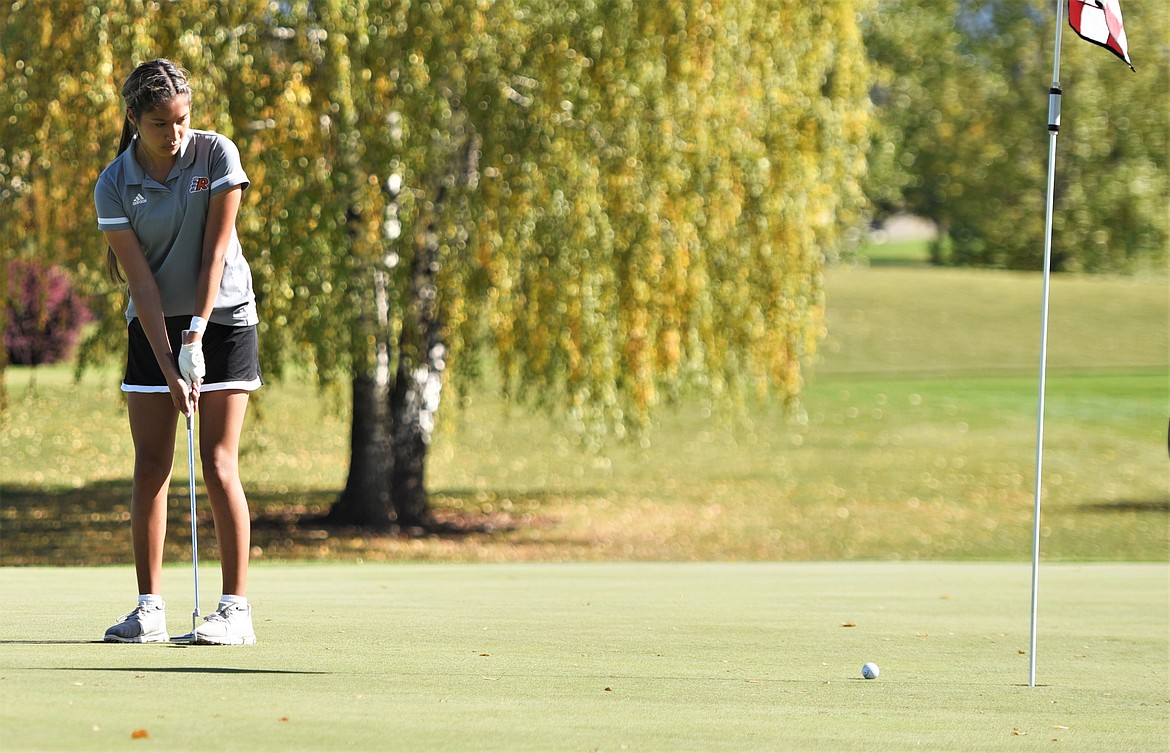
[1068,0,1134,69]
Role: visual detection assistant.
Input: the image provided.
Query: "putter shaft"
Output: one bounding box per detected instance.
[187,411,200,631]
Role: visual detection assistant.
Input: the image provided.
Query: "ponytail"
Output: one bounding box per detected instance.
[105,118,137,283]
[105,59,192,283]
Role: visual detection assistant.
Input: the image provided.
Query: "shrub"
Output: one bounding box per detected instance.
[5,259,93,366]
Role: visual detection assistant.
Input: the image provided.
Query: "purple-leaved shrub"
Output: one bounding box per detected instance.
[5,259,93,366]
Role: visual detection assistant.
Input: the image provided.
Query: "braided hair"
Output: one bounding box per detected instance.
[106,59,192,282]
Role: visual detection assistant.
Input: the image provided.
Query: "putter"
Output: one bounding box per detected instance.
[187,409,200,633]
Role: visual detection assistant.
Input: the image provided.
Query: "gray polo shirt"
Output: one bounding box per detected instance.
[95,129,258,326]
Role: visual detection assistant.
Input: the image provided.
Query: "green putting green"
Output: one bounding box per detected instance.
[2,562,1166,751]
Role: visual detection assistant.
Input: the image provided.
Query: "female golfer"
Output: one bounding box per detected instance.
[95,59,260,645]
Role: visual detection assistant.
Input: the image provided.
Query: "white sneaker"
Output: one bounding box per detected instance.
[104,602,169,643]
[178,602,256,645]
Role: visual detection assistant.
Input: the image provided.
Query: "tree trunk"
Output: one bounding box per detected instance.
[329,372,393,527]
[388,349,443,531]
[328,259,395,527]
[384,122,477,530]
[387,225,447,531]
[328,106,475,531]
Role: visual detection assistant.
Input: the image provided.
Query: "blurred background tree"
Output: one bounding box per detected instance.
[5,1,1163,530]
[864,0,1168,272]
[1,0,872,529]
[40,1,1170,529]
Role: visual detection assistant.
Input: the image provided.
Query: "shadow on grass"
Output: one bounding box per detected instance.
[0,640,107,645]
[1,479,141,566]
[859,256,934,269]
[0,481,563,565]
[251,487,565,548]
[1075,499,1170,513]
[50,666,330,675]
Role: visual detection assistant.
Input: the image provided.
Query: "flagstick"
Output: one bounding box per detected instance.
[1030,0,1066,689]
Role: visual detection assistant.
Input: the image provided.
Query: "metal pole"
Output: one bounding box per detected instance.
[1030,0,1066,689]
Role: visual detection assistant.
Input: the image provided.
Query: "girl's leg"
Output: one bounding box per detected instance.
[197,389,251,597]
[126,393,180,595]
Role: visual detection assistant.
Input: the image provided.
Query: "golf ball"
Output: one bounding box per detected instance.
[862,662,880,680]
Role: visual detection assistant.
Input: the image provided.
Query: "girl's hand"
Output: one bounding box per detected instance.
[167,371,198,416]
[178,330,206,384]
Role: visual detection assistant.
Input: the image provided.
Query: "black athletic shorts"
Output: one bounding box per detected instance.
[122,316,262,394]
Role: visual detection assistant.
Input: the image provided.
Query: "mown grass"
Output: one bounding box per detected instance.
[855,237,935,267]
[2,258,1167,564]
[1,563,1167,752]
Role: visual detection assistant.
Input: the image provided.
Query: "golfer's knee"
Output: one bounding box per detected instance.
[133,450,173,489]
[200,451,240,493]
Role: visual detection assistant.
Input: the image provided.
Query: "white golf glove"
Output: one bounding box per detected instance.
[178,334,206,384]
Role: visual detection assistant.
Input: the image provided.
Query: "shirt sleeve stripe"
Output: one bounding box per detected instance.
[211,170,248,192]
[98,216,131,227]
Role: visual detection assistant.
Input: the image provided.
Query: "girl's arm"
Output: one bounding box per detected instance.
[188,186,244,342]
[103,228,194,415]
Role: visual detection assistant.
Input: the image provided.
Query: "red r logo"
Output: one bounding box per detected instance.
[189,177,210,193]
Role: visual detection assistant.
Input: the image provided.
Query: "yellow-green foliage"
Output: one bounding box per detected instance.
[0,0,872,431]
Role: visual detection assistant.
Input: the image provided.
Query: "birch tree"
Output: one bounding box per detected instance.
[1,0,873,529]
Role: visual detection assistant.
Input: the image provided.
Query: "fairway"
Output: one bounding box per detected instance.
[4,262,1167,564]
[1,563,1166,752]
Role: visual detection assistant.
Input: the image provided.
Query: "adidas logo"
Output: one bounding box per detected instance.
[132,193,147,206]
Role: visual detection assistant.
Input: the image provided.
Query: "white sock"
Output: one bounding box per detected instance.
[220,594,248,607]
[138,594,163,607]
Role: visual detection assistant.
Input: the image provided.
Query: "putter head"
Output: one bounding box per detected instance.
[171,612,200,645]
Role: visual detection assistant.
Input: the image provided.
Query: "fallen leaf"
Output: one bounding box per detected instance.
[604,687,613,692]
[478,653,491,657]
[131,729,149,740]
[1054,725,1069,730]
[841,622,857,628]
[279,717,290,723]
[1018,649,1026,655]
[1012,728,1027,737]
